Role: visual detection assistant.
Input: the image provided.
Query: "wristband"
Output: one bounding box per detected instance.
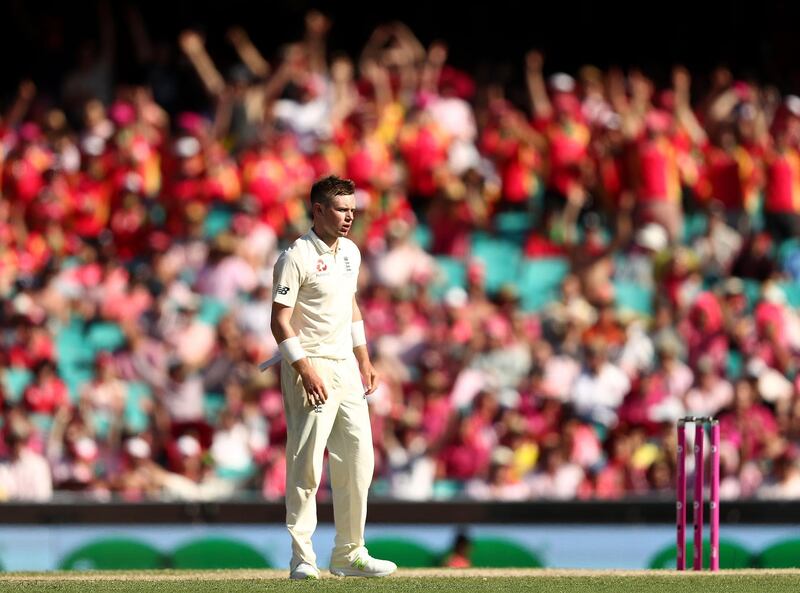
[279,336,307,364]
[351,320,367,348]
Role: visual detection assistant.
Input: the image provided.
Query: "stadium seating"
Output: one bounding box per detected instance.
[777,281,800,308]
[470,234,523,294]
[198,298,229,326]
[203,392,227,424]
[203,206,233,239]
[413,223,433,251]
[2,367,32,404]
[432,257,468,299]
[613,281,654,317]
[494,211,534,243]
[124,382,153,434]
[517,258,570,312]
[86,322,126,353]
[682,211,708,244]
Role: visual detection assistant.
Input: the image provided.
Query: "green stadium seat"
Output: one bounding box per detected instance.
[682,211,708,244]
[647,539,753,569]
[91,409,113,440]
[204,392,226,424]
[216,461,256,482]
[726,350,743,381]
[60,367,95,403]
[59,538,167,570]
[470,236,522,294]
[2,367,33,404]
[198,297,229,326]
[432,257,467,299]
[777,282,800,308]
[518,258,570,312]
[57,319,95,364]
[470,537,544,568]
[741,278,762,313]
[29,413,54,436]
[778,238,800,267]
[125,382,153,433]
[756,538,800,568]
[613,281,654,317]
[413,223,432,250]
[203,207,233,239]
[495,211,533,242]
[364,538,438,568]
[86,322,126,353]
[170,537,270,569]
[369,478,391,497]
[432,479,464,500]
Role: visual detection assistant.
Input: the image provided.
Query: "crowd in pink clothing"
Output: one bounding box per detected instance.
[1,6,800,502]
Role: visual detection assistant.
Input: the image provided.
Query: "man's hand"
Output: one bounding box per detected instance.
[525,50,544,73]
[305,10,331,37]
[359,360,379,395]
[179,30,204,55]
[295,360,328,407]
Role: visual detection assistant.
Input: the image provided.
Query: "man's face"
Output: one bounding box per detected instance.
[314,193,356,240]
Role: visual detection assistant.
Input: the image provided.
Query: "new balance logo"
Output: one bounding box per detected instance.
[276,285,290,295]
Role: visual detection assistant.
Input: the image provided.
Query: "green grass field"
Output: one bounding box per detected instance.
[1,569,799,593]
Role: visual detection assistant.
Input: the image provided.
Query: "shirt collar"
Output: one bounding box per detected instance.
[307,227,338,255]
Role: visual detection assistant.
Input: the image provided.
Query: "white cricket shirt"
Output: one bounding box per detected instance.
[272,229,360,359]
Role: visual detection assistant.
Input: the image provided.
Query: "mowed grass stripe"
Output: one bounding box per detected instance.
[0,570,799,593]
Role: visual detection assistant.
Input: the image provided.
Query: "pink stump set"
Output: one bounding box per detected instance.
[676,416,720,571]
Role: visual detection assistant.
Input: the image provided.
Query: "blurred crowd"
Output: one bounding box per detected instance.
[1,3,800,503]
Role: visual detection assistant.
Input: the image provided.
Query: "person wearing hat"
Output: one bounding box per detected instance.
[270,176,395,579]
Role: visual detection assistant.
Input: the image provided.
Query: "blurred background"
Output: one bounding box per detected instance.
[0,0,799,572]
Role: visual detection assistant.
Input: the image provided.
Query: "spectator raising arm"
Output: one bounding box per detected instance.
[304,10,331,76]
[525,50,553,120]
[4,80,36,128]
[179,30,226,98]
[227,26,271,80]
[672,66,707,146]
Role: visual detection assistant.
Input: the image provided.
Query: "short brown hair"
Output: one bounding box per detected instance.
[310,175,355,206]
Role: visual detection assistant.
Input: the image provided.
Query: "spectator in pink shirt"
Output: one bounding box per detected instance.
[682,292,729,373]
[719,377,779,462]
[684,357,734,417]
[0,412,52,501]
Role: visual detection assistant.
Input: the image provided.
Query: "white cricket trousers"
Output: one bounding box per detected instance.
[280,355,374,570]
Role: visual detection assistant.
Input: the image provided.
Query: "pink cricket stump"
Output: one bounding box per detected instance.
[676,421,687,570]
[693,422,705,571]
[710,422,721,571]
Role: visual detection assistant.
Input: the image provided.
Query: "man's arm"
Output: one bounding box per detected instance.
[352,296,378,395]
[270,302,328,406]
[227,26,271,79]
[178,30,226,98]
[525,50,553,121]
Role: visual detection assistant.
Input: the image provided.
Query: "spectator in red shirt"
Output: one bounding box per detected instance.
[24,362,70,415]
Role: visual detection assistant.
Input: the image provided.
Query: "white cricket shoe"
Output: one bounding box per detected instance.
[290,562,321,580]
[330,549,397,577]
